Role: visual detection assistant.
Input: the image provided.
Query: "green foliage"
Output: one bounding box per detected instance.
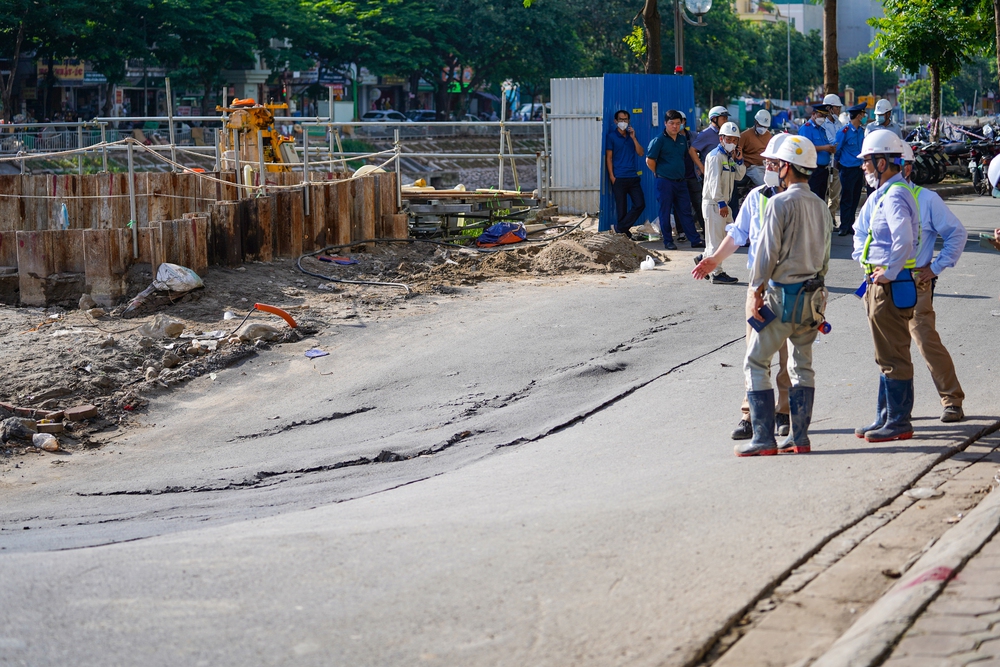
[899,78,960,114]
[679,0,755,106]
[947,54,998,104]
[839,54,899,97]
[623,25,646,63]
[743,21,823,101]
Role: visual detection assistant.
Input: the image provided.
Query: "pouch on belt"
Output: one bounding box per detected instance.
[886,269,917,310]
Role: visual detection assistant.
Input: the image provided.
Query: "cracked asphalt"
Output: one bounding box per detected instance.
[1,195,999,667]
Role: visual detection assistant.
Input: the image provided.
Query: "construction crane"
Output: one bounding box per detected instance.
[216,99,300,173]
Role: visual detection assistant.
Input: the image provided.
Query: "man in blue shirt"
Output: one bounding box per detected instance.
[646,109,705,250]
[798,104,836,201]
[605,109,646,238]
[834,102,868,236]
[691,106,730,162]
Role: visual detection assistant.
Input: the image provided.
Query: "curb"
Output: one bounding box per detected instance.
[810,482,1000,667]
[926,183,977,198]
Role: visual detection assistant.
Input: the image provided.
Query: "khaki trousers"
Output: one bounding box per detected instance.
[744,287,818,392]
[864,278,914,380]
[702,203,733,273]
[741,287,790,417]
[827,168,842,221]
[910,280,964,407]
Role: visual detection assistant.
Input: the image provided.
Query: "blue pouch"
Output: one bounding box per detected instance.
[777,282,806,323]
[887,270,917,310]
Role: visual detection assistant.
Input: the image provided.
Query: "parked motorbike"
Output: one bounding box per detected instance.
[969,141,1000,196]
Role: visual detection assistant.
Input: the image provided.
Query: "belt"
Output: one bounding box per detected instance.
[656,175,685,182]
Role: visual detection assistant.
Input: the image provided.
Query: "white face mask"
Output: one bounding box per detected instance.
[814,117,826,126]
[755,125,767,135]
[764,169,780,188]
[722,141,736,152]
[617,121,628,131]
[865,171,879,188]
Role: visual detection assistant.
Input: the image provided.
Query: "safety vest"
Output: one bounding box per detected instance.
[861,181,920,273]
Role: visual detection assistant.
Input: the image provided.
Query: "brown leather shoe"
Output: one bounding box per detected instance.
[941,406,964,423]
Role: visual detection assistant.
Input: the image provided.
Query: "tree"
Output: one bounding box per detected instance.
[947,54,998,112]
[869,0,985,138]
[899,77,959,114]
[744,22,823,102]
[839,53,898,98]
[823,0,838,95]
[641,0,662,74]
[680,0,755,108]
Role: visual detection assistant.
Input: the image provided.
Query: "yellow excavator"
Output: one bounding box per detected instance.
[216,99,300,172]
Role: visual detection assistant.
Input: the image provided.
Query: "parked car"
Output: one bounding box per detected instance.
[360,110,410,122]
[405,110,438,122]
[514,103,550,121]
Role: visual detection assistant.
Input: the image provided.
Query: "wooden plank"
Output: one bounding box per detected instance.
[16,230,50,305]
[20,175,45,231]
[83,228,129,306]
[383,214,409,240]
[155,218,209,274]
[288,186,304,258]
[51,229,86,273]
[147,171,173,222]
[0,230,17,267]
[209,202,242,267]
[331,181,352,246]
[255,197,273,262]
[0,175,21,232]
[350,176,376,244]
[272,191,291,258]
[307,180,327,250]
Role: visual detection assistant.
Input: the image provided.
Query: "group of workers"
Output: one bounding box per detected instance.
[606,100,995,457]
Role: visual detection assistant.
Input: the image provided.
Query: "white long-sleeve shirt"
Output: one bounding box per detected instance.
[702,145,746,206]
[851,174,918,281]
[912,186,967,276]
[727,184,779,268]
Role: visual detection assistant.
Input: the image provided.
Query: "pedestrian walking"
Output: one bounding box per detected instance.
[645,109,706,251]
[823,94,845,223]
[692,133,796,440]
[680,111,707,236]
[852,130,920,443]
[738,134,833,457]
[865,99,904,139]
[605,110,646,239]
[738,109,772,187]
[691,106,730,163]
[834,102,868,236]
[797,104,836,201]
[899,142,968,422]
[699,122,745,283]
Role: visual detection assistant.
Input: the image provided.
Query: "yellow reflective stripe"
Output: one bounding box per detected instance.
[861,181,920,269]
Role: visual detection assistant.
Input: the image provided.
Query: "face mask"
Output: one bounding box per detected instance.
[617,121,628,131]
[865,171,879,188]
[815,117,826,126]
[755,126,767,135]
[722,141,736,152]
[877,114,888,124]
[764,169,780,188]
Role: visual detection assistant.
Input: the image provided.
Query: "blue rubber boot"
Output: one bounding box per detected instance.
[779,386,814,454]
[735,389,778,457]
[865,378,914,443]
[855,375,888,438]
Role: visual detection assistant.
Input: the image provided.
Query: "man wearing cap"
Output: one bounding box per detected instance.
[798,104,837,201]
[693,133,795,440]
[866,99,904,139]
[835,102,869,236]
[852,129,920,443]
[699,121,744,283]
[823,94,845,223]
[737,134,833,457]
[605,109,646,239]
[646,109,706,251]
[898,142,968,423]
[737,109,772,187]
[692,106,730,163]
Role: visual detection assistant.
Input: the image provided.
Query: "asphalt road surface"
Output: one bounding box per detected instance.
[2,195,998,667]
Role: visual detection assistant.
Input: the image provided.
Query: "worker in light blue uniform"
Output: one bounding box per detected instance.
[822,94,845,223]
[852,129,920,443]
[899,142,967,423]
[797,104,836,201]
[834,102,868,236]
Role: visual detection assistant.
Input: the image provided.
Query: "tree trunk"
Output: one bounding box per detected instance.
[929,64,940,141]
[642,0,662,74]
[0,21,25,122]
[994,0,1000,106]
[823,0,839,94]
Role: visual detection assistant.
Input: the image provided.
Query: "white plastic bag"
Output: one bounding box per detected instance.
[152,263,204,293]
[640,255,655,270]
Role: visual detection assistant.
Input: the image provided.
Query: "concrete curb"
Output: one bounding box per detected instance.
[927,183,977,198]
[810,482,1000,667]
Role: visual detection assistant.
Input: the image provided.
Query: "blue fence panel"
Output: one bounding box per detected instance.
[599,74,696,233]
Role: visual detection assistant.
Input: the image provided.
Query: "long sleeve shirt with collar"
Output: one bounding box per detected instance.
[727,184,779,268]
[702,145,746,205]
[798,120,832,166]
[865,120,904,138]
[750,183,833,289]
[691,125,720,163]
[913,186,968,276]
[835,123,866,168]
[851,173,919,281]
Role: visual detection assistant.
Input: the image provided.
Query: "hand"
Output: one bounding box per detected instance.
[733,146,742,160]
[692,255,719,280]
[871,267,890,284]
[915,264,936,284]
[627,126,635,136]
[719,205,730,219]
[751,290,765,321]
[610,176,616,185]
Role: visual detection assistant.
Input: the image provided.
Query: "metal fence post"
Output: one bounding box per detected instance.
[302,125,310,215]
[165,77,177,171]
[127,140,138,258]
[77,125,84,175]
[100,122,108,173]
[498,103,506,190]
[256,129,266,194]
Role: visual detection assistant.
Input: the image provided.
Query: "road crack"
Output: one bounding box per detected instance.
[228,407,375,442]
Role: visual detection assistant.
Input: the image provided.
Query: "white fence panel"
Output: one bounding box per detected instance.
[550,77,603,215]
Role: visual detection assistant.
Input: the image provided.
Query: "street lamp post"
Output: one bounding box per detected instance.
[674,0,713,74]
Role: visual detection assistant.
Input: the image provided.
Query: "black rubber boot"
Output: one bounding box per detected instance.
[779,386,814,454]
[855,375,888,438]
[865,378,914,443]
[735,390,778,457]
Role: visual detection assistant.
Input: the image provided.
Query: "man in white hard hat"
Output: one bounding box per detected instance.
[693,133,796,440]
[797,104,836,200]
[865,99,903,139]
[699,121,745,284]
[896,142,968,422]
[823,94,845,223]
[691,106,730,163]
[852,129,919,443]
[737,134,833,456]
[737,109,772,187]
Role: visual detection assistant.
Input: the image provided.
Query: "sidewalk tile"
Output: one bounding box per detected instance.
[945,583,1000,600]
[929,596,1000,616]
[894,633,978,657]
[911,613,995,635]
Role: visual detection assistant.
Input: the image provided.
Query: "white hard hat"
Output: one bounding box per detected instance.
[719,121,740,138]
[679,110,687,121]
[900,142,914,162]
[774,134,818,169]
[823,94,843,107]
[988,155,1000,189]
[839,111,850,125]
[754,109,772,127]
[709,106,730,119]
[874,99,893,115]
[860,129,906,158]
[760,132,790,160]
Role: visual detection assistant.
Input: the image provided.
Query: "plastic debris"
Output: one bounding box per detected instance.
[904,487,944,500]
[239,323,282,342]
[124,263,204,314]
[33,433,60,452]
[640,255,655,270]
[224,311,237,320]
[137,315,185,339]
[304,348,329,359]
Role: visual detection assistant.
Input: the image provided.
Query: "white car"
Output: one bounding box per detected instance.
[360,110,410,122]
